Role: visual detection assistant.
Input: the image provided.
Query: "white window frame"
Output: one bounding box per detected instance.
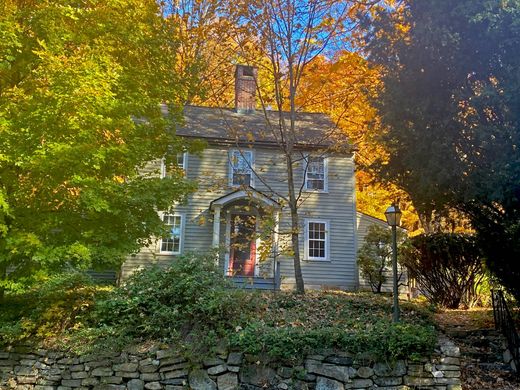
[229,149,255,187]
[159,212,184,255]
[161,152,188,178]
[303,154,328,193]
[304,219,330,261]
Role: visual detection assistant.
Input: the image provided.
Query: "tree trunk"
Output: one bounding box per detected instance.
[286,154,305,294]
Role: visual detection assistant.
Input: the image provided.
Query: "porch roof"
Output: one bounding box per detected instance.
[209,187,281,211]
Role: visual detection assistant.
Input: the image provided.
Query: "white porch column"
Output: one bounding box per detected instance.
[212,205,221,248]
[273,210,281,289]
[273,210,280,254]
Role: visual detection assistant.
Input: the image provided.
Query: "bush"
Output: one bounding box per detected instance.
[232,321,436,363]
[469,203,520,303]
[0,251,437,364]
[88,266,436,360]
[358,225,407,293]
[401,233,485,309]
[92,252,255,351]
[0,272,102,346]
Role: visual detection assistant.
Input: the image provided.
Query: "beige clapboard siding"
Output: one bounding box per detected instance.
[122,145,358,290]
[268,150,357,290]
[122,147,233,278]
[356,212,409,293]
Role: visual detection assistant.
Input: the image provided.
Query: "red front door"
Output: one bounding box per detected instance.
[229,214,256,276]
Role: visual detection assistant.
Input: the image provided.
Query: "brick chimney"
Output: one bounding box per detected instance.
[235,65,258,114]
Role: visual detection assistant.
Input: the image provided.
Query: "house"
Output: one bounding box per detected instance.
[122,65,382,291]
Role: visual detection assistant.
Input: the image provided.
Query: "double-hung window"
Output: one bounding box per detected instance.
[304,155,327,191]
[160,213,183,254]
[161,152,187,178]
[229,149,254,187]
[304,219,329,261]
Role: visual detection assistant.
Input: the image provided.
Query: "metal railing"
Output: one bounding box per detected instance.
[492,289,520,374]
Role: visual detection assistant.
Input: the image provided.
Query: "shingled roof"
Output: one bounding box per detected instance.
[162,105,352,152]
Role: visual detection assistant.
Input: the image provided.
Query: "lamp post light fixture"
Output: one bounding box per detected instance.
[385,203,402,323]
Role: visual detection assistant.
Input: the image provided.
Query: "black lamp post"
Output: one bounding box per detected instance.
[385,203,402,323]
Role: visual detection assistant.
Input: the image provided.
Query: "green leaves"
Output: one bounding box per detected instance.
[358,225,407,293]
[0,272,102,346]
[364,0,520,297]
[364,0,515,217]
[0,0,198,291]
[0,189,10,239]
[91,251,249,356]
[231,293,436,363]
[0,251,436,360]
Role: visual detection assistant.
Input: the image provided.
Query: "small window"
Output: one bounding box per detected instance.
[305,219,329,261]
[161,152,187,178]
[160,213,183,254]
[304,156,327,191]
[229,149,253,187]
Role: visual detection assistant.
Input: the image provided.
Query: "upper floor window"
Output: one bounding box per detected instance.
[160,213,183,254]
[229,149,254,187]
[161,152,187,178]
[304,219,329,261]
[304,155,327,192]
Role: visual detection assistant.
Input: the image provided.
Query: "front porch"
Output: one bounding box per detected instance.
[210,188,282,290]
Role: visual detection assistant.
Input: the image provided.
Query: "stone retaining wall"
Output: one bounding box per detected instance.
[0,336,461,390]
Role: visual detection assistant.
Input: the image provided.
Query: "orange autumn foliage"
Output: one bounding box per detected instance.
[296,53,421,233]
[168,1,421,232]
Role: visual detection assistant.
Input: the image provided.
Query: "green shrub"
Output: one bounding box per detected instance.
[357,225,407,293]
[92,252,255,348]
[0,252,437,364]
[231,321,436,364]
[0,272,103,346]
[363,322,437,362]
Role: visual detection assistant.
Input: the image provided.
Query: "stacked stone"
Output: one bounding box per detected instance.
[0,337,462,390]
[0,348,192,390]
[300,339,461,390]
[501,339,519,373]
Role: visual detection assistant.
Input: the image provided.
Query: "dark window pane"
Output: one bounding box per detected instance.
[233,173,251,186]
[231,151,252,186]
[176,153,184,167]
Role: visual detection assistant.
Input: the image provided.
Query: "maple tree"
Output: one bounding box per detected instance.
[163,0,239,106]
[0,0,197,295]
[294,52,422,232]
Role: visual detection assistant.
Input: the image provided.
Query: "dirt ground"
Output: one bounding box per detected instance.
[435,308,520,390]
